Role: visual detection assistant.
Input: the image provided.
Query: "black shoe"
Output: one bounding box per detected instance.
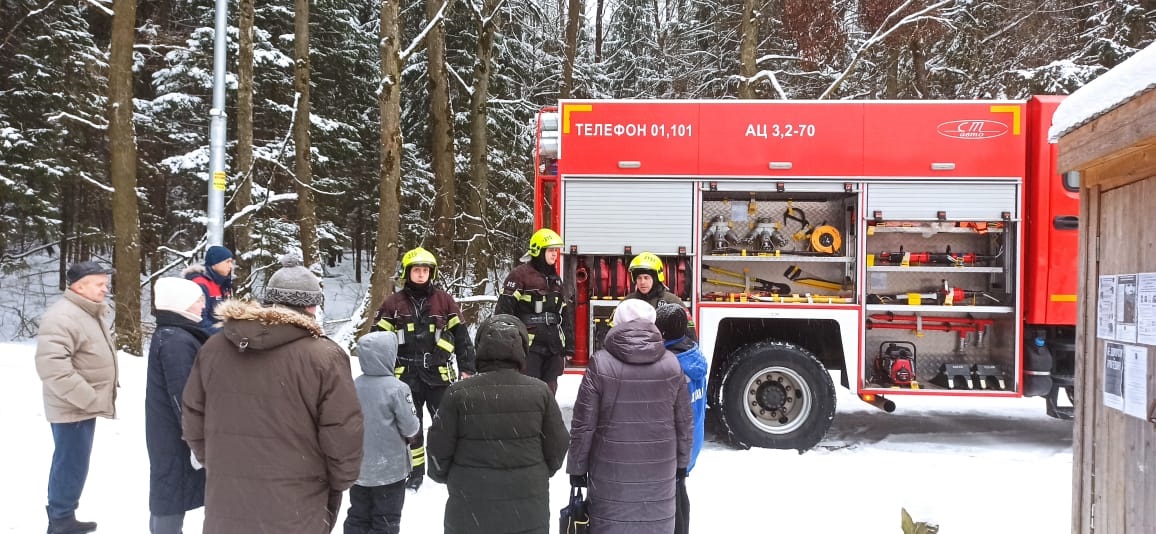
[47,514,97,534]
[405,473,424,491]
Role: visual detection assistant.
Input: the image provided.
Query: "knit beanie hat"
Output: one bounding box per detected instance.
[475,314,529,372]
[205,245,234,268]
[614,299,656,324]
[263,254,324,307]
[154,277,205,322]
[655,303,689,341]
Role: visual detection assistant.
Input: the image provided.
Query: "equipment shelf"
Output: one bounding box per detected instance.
[705,255,854,263]
[864,304,1014,313]
[868,225,1005,234]
[866,266,1003,273]
[859,385,1018,396]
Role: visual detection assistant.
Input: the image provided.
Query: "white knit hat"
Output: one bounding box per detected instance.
[155,277,204,313]
[613,299,656,324]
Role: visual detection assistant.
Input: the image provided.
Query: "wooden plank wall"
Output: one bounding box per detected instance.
[1074,177,1156,533]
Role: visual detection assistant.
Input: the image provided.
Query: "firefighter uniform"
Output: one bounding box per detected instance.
[496,229,573,391]
[371,248,475,491]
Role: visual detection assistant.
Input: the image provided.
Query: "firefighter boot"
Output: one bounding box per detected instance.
[406,445,426,491]
[405,471,424,492]
[46,514,97,534]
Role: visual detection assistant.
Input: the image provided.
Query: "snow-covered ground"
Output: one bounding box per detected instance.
[3,340,1072,533]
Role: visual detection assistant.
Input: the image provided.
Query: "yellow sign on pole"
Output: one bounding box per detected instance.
[212,171,226,191]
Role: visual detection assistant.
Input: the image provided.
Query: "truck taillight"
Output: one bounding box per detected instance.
[538,112,560,159]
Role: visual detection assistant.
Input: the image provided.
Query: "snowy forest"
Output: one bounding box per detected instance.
[1,0,1154,353]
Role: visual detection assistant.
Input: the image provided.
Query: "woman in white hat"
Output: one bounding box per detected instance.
[145,277,209,534]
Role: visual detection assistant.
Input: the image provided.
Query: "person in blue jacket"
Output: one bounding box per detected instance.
[655,302,706,534]
[182,245,234,333]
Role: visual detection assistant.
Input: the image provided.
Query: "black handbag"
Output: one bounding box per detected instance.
[559,486,590,534]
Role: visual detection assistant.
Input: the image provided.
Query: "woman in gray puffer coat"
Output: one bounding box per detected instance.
[567,299,694,533]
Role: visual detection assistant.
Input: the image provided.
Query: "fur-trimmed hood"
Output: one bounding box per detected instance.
[182,263,207,278]
[214,299,324,352]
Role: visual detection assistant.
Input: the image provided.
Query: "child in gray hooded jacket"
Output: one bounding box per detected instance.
[345,331,422,534]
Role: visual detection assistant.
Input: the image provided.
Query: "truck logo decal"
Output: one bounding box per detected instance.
[937,120,1009,139]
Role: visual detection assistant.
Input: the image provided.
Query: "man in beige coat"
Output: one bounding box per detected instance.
[35,260,118,534]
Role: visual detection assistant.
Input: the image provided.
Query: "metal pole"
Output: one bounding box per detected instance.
[206,0,229,246]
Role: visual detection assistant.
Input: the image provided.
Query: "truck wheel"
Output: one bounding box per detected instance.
[722,341,836,451]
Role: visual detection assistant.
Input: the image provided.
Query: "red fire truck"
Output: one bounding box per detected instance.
[532,97,1076,451]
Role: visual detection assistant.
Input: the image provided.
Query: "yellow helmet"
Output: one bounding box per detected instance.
[401,247,438,281]
[527,228,564,258]
[629,252,665,283]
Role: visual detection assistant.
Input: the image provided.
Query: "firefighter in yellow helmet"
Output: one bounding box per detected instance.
[371,247,475,491]
[625,252,696,338]
[496,228,573,394]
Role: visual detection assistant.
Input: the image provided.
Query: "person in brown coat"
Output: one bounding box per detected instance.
[35,260,117,534]
[566,299,693,534]
[182,255,364,533]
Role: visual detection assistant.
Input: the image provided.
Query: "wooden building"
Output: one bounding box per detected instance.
[1054,43,1156,534]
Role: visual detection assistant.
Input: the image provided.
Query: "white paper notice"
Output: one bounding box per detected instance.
[1116,274,1138,342]
[1098,275,1116,340]
[1104,341,1125,410]
[1137,273,1156,345]
[1123,345,1148,419]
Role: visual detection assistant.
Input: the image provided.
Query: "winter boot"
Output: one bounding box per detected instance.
[405,472,424,491]
[46,514,97,534]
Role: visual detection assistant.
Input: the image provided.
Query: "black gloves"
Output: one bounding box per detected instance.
[676,467,687,480]
[570,474,588,488]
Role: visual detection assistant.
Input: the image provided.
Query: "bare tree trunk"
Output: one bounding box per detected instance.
[910,35,927,98]
[464,0,500,296]
[559,0,582,98]
[738,0,758,99]
[364,0,404,335]
[427,0,456,261]
[234,0,255,294]
[884,47,899,99]
[594,0,604,62]
[108,0,141,354]
[294,0,319,267]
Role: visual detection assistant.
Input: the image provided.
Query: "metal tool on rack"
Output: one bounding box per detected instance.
[783,264,849,291]
[703,265,791,295]
[875,245,997,266]
[704,215,742,253]
[867,312,995,353]
[742,217,791,251]
[866,280,1001,306]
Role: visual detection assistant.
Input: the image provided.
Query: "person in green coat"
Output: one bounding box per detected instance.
[427,314,569,534]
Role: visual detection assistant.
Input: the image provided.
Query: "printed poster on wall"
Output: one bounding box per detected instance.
[1137,273,1156,346]
[1123,345,1149,420]
[1116,274,1138,342]
[1104,341,1125,410]
[1097,275,1116,340]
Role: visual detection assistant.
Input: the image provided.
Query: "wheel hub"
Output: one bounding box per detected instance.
[743,367,812,434]
[755,380,788,411]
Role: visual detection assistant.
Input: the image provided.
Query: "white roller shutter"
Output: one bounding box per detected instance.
[563,180,694,255]
[866,182,1019,221]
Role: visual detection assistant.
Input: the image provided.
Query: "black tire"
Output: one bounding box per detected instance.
[721,341,836,451]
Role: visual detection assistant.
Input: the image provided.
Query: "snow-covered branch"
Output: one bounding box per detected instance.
[819,0,953,100]
[0,0,60,52]
[400,0,454,63]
